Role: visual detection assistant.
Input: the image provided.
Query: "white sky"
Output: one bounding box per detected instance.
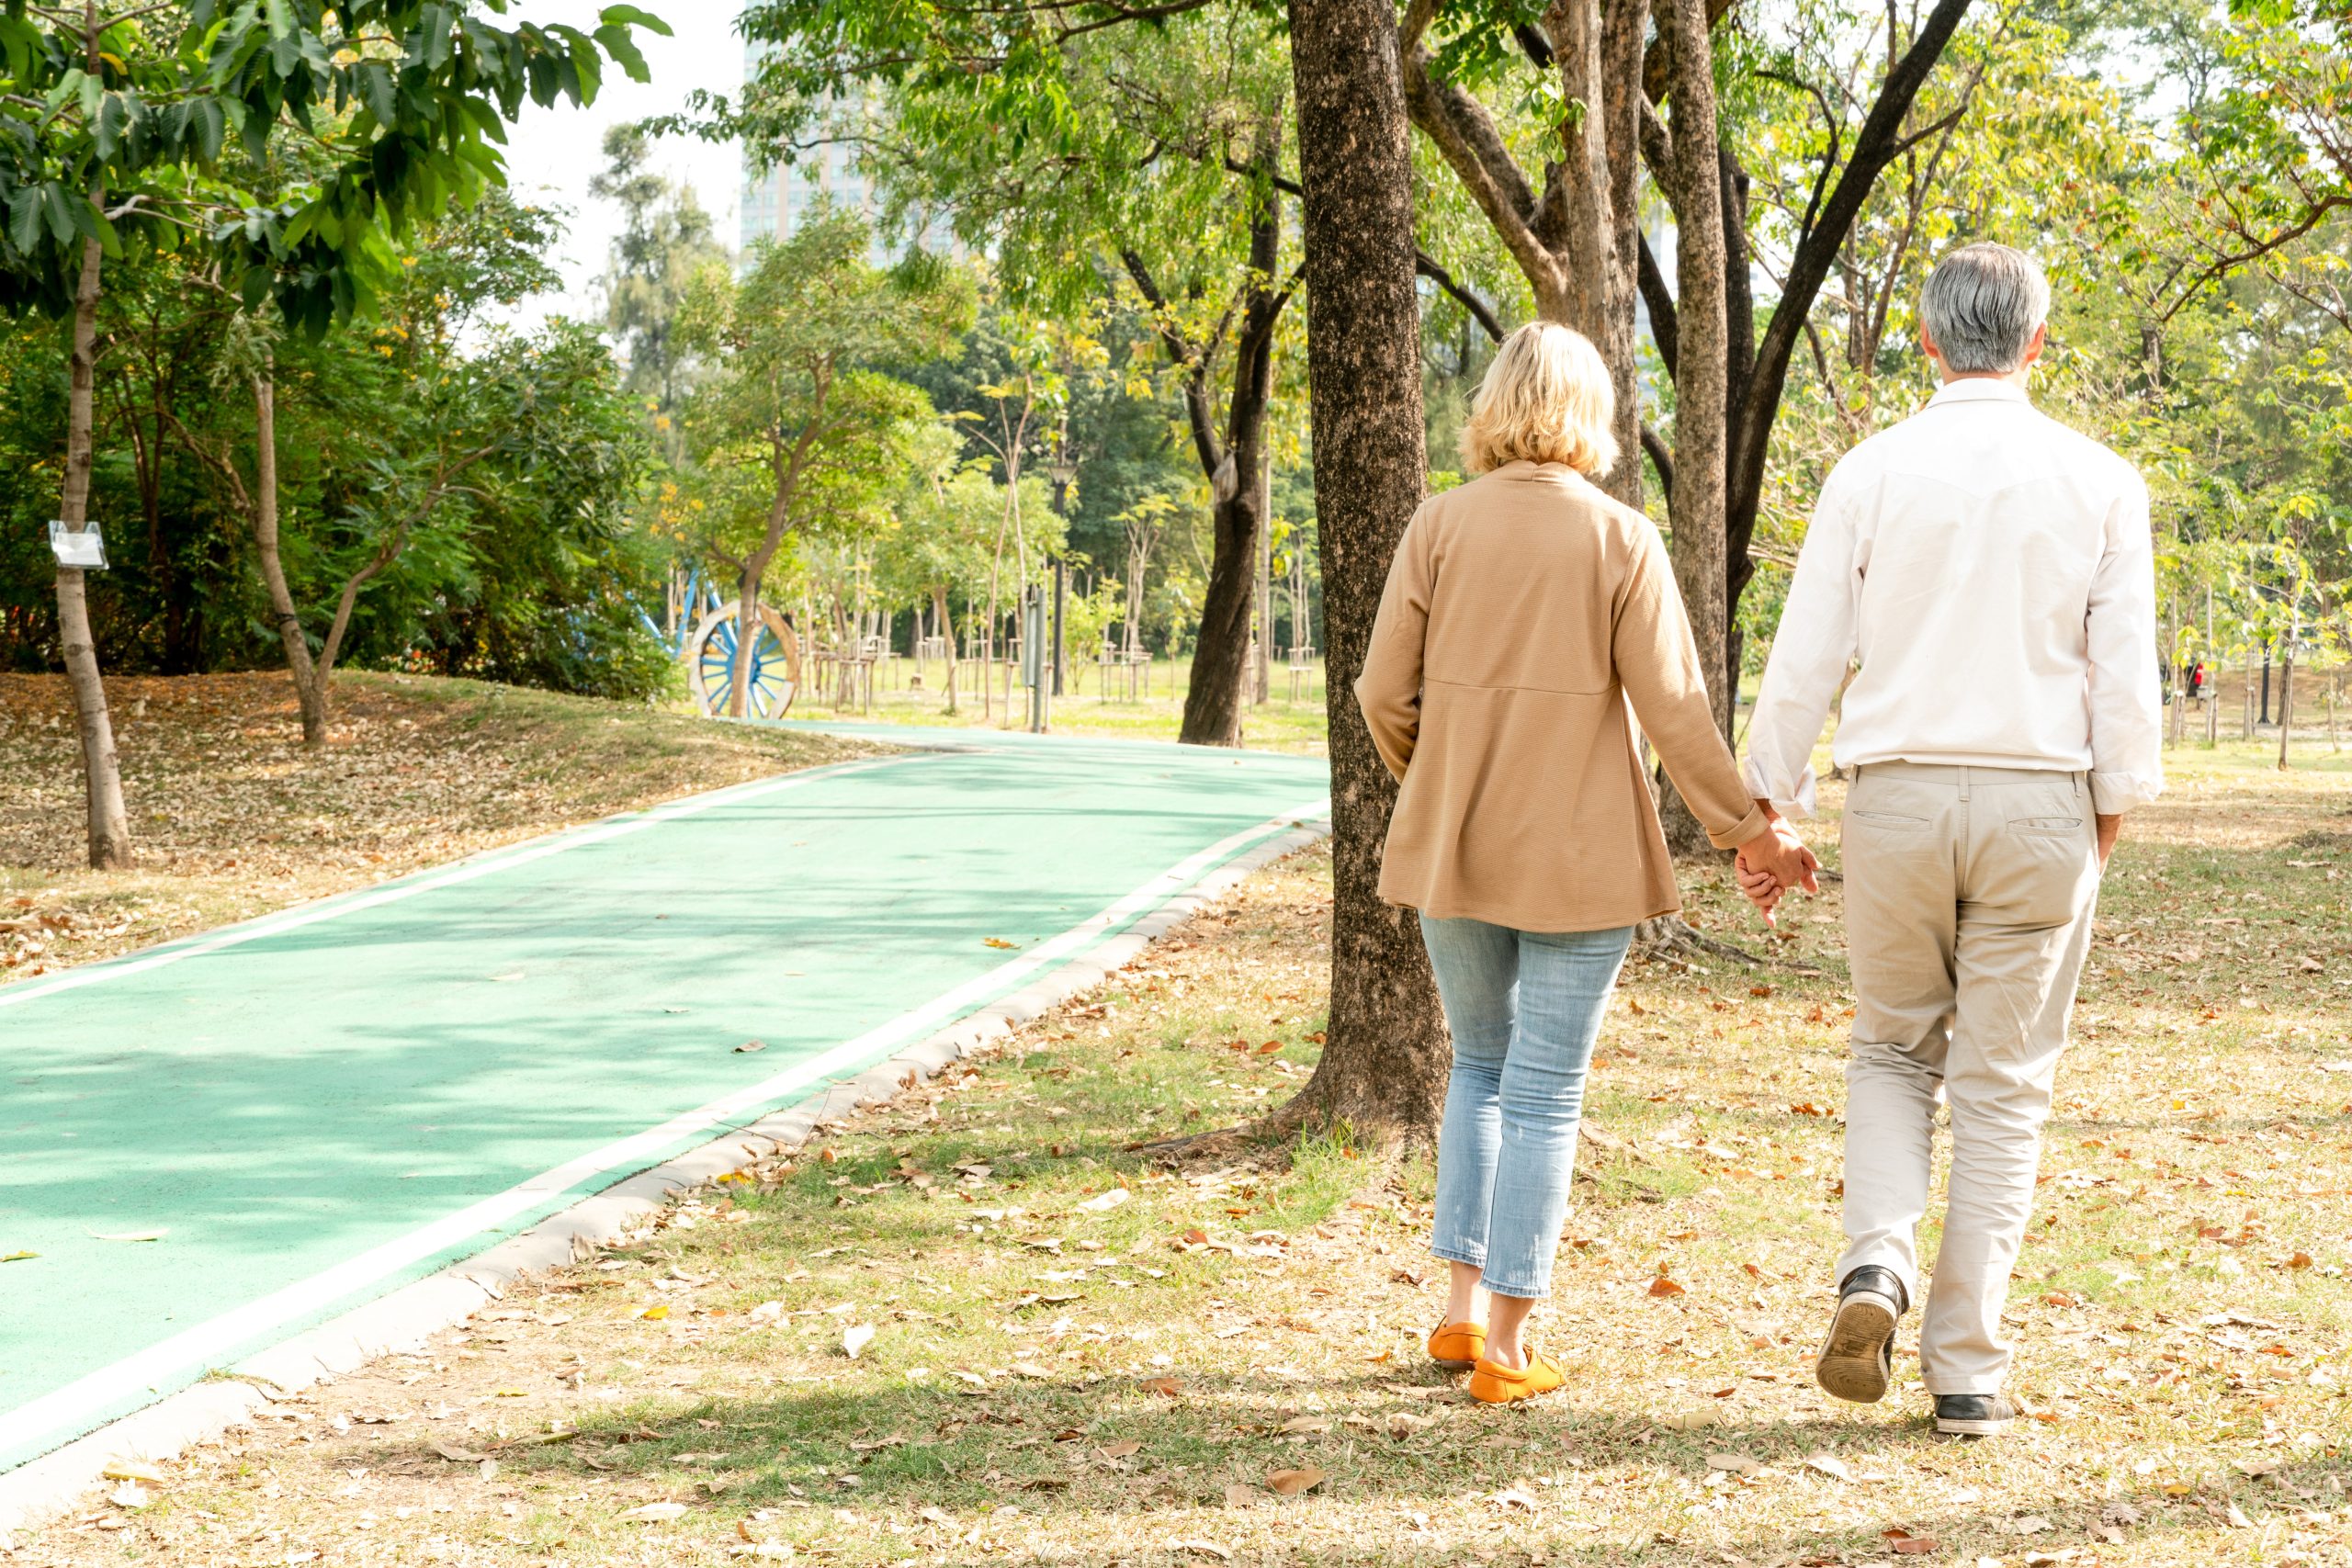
[495,3,750,331]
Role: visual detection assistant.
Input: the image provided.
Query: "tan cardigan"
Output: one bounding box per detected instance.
[1354,461,1770,931]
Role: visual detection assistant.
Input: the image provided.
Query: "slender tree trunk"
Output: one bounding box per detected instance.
[1543,0,1647,508]
[1255,470,1273,705]
[1282,0,1449,1141]
[246,371,328,744]
[933,584,959,714]
[1181,128,1287,749]
[734,564,766,718]
[1652,0,1733,857]
[1182,474,1265,747]
[55,224,131,870]
[2278,606,2299,770]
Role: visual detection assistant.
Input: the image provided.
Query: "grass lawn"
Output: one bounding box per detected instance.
[796,652,1330,756]
[0,671,871,986]
[20,741,2349,1566]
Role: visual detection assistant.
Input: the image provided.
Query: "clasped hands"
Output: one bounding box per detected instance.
[1734,809,1819,926]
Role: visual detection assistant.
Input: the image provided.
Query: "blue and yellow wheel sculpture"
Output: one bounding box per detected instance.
[687,600,801,719]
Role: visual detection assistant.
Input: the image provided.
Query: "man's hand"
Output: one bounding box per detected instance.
[2096,812,2120,869]
[1735,810,1819,927]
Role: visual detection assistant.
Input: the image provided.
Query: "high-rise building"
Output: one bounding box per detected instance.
[736,52,956,261]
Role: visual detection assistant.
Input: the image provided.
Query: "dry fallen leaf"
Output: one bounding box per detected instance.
[430,1438,489,1464]
[620,1502,691,1523]
[1077,1188,1131,1213]
[983,937,1019,949]
[1889,1533,1939,1555]
[1805,1453,1855,1483]
[1096,1440,1142,1461]
[1265,1466,1326,1495]
[1662,1407,1719,1431]
[1647,1275,1687,1299]
[1,1250,35,1262]
[842,1324,876,1359]
[1491,1486,1539,1513]
[1278,1417,1331,1435]
[90,1230,167,1243]
[100,1461,163,1484]
[1706,1453,1760,1477]
[636,1304,670,1321]
[1139,1377,1184,1397]
[1166,1540,1232,1561]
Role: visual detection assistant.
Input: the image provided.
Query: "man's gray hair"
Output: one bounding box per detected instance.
[1919,243,2050,374]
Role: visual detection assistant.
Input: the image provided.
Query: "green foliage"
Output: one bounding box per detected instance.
[590,119,727,419]
[0,1,668,332]
[672,205,978,590]
[0,188,667,698]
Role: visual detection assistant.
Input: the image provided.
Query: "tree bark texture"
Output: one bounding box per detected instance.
[1285,0,1450,1141]
[55,225,131,871]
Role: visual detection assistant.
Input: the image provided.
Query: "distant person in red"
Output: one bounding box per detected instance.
[2188,660,2209,701]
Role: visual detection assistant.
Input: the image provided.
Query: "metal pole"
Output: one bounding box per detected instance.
[1052,557,1068,699]
[1023,584,1047,733]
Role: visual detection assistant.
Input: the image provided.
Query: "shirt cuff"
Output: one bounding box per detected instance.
[1705,802,1773,852]
[1740,757,1818,821]
[2089,770,2163,816]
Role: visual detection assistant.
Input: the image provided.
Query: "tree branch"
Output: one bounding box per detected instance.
[1736,0,1975,526]
[1637,228,1678,377]
[1400,20,1557,298]
[1641,423,1675,495]
[1417,252,1504,343]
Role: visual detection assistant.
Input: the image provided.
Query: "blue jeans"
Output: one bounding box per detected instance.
[1421,915,1634,1300]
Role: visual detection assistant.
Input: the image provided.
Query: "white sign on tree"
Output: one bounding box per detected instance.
[48,521,107,571]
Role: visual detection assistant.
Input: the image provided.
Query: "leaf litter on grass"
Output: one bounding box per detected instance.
[28,762,2352,1567]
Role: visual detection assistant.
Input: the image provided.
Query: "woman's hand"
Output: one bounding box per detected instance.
[1735,821,1819,926]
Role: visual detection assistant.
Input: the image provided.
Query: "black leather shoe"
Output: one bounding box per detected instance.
[1933,1393,2017,1438]
[1814,1266,1908,1404]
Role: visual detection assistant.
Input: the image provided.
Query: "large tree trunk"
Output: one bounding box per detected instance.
[1652,0,1734,856]
[247,372,329,744]
[1282,0,1449,1141]
[55,227,131,870]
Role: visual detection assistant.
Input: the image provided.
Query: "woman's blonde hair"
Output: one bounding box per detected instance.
[1457,321,1620,477]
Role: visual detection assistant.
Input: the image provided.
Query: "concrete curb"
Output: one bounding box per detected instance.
[0,814,1329,1542]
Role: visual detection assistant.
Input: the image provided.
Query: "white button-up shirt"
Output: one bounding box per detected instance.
[1742,378,2164,819]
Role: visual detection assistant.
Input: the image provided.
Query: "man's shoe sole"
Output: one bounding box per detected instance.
[1814,1288,1900,1404]
[1933,1410,2014,1438]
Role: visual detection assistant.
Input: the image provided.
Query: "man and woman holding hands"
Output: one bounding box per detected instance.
[1358,243,2161,1436]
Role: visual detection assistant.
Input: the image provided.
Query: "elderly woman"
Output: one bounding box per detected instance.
[1356,321,1813,1405]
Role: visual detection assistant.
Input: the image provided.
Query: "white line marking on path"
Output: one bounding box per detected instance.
[0,795,1329,1463]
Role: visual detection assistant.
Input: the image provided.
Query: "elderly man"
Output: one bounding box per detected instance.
[1738,243,2162,1438]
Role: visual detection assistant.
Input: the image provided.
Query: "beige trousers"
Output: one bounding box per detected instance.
[1837,761,2101,1395]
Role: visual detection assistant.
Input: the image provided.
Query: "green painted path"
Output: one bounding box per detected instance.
[0,734,1327,1472]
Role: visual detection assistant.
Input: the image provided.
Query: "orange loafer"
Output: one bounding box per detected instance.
[1468,1350,1565,1404]
[1426,1321,1487,1371]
